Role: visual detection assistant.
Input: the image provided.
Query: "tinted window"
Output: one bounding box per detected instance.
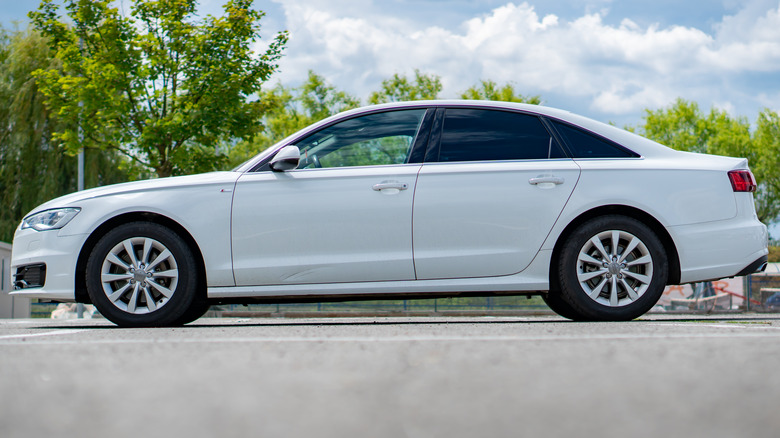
[437,109,566,162]
[295,109,426,169]
[552,121,638,158]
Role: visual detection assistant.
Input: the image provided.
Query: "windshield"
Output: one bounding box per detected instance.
[231,143,282,172]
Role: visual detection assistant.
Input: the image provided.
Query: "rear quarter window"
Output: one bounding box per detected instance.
[551,120,639,159]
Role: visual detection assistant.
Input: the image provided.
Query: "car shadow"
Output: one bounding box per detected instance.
[28,313,780,330]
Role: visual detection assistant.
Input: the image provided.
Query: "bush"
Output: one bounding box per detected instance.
[769,246,780,262]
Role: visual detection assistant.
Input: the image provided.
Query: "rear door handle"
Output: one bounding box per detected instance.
[529,176,565,185]
[372,182,408,191]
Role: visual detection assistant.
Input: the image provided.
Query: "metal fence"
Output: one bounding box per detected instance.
[744,272,780,311]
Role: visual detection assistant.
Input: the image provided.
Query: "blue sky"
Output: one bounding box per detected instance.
[3,0,780,128]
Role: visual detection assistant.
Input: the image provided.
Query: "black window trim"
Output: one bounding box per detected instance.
[249,107,436,172]
[424,107,446,163]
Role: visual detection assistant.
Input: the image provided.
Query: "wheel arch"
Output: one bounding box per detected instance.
[549,205,681,292]
[74,212,208,304]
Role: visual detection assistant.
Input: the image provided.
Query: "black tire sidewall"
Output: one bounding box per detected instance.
[558,215,668,321]
[542,291,584,320]
[170,298,211,326]
[86,222,198,327]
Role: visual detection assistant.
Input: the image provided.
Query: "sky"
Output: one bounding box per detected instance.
[2,0,780,128]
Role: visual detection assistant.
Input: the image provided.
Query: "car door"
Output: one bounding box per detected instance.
[231,108,431,286]
[412,108,581,279]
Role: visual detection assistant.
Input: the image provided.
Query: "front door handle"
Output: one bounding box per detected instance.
[372,182,408,191]
[528,176,565,185]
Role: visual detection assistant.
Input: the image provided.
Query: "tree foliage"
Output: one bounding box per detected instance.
[637,98,780,223]
[0,27,130,242]
[460,79,541,104]
[229,70,360,167]
[29,0,287,177]
[368,69,442,104]
[231,71,550,165]
[752,110,780,224]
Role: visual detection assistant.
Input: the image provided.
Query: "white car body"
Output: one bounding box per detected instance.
[10,101,768,324]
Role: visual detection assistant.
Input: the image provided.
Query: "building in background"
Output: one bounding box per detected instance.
[0,242,30,318]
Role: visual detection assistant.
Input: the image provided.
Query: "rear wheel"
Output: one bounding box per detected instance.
[542,291,583,320]
[86,222,199,327]
[557,215,668,321]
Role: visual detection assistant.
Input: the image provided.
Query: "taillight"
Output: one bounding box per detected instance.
[728,170,757,192]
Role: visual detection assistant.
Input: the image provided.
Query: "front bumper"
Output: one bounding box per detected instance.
[10,228,87,302]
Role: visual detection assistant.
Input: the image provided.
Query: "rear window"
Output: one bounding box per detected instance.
[438,109,566,162]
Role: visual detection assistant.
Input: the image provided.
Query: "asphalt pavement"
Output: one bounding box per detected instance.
[2,314,780,438]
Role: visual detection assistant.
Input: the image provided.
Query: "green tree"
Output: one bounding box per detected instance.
[29,0,287,177]
[636,98,780,223]
[0,27,131,242]
[752,110,780,223]
[229,71,359,167]
[460,79,541,104]
[368,69,442,104]
[640,99,713,153]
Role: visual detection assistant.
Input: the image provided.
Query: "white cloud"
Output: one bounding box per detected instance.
[757,91,780,113]
[261,0,780,123]
[713,100,738,116]
[702,2,780,71]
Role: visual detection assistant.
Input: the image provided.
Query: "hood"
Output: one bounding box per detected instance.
[28,171,241,216]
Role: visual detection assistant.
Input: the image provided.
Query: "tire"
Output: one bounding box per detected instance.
[542,291,584,321]
[171,299,211,326]
[557,215,668,321]
[85,222,199,327]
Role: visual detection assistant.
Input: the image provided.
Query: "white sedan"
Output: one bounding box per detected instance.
[10,101,768,326]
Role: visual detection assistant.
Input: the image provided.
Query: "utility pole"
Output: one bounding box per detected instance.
[76,135,84,318]
[76,36,85,319]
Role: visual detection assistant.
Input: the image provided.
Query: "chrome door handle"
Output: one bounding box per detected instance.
[372,182,408,191]
[529,176,565,185]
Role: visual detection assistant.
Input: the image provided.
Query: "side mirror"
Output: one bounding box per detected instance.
[269,145,301,172]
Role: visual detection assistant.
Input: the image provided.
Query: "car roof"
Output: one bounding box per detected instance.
[349,100,678,158]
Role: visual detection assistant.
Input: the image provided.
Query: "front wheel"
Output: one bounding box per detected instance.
[556,215,668,321]
[85,222,199,327]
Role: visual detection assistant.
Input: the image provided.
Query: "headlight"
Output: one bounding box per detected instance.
[21,208,81,231]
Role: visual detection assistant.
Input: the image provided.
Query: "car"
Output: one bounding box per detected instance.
[10,100,768,326]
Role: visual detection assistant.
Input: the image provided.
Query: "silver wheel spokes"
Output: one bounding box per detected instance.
[101,237,179,314]
[577,230,653,307]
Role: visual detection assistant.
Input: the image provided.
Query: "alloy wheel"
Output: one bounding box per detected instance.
[99,237,179,314]
[576,230,654,307]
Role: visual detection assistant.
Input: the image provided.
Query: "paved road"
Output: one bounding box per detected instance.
[2,314,780,438]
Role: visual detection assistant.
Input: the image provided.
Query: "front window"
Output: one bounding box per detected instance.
[295,109,427,169]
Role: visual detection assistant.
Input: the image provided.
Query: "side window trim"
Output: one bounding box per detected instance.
[406,108,436,164]
[539,117,572,159]
[423,107,446,163]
